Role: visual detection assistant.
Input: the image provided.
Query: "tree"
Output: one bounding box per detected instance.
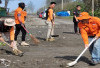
[4,0,22,8]
[46,0,73,6]
[46,0,73,10]
[5,0,9,8]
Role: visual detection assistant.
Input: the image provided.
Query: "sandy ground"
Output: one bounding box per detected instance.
[0,15,99,68]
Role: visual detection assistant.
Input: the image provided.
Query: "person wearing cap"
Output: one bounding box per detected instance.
[0,18,23,56]
[77,12,100,65]
[14,2,29,46]
[73,5,81,34]
[45,2,56,41]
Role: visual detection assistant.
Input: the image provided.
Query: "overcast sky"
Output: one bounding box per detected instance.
[0,0,46,12]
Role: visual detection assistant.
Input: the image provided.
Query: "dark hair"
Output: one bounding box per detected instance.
[50,2,56,5]
[76,5,80,7]
[18,2,25,9]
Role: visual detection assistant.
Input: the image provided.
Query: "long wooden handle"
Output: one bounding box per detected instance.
[21,24,30,34]
[2,41,10,46]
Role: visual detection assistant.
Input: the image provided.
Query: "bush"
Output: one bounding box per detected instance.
[94,9,100,17]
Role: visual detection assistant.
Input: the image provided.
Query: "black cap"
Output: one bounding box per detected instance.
[50,2,56,5]
[18,2,25,9]
[19,2,25,7]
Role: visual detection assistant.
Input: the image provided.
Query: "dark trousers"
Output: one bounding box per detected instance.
[74,21,78,33]
[15,24,26,41]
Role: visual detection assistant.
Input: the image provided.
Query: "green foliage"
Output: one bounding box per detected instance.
[0,42,6,46]
[0,7,6,10]
[94,9,100,17]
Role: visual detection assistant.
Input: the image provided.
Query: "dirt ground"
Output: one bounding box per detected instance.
[0,15,99,68]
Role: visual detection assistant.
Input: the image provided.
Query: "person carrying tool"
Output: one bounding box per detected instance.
[0,18,23,56]
[14,2,29,46]
[45,2,56,41]
[73,5,81,34]
[77,12,100,66]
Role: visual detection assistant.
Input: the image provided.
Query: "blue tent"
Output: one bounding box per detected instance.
[56,11,70,17]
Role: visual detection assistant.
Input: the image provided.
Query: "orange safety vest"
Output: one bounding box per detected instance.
[14,7,27,24]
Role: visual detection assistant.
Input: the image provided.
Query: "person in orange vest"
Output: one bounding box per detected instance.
[14,2,29,46]
[45,2,56,41]
[0,18,23,56]
[77,12,100,66]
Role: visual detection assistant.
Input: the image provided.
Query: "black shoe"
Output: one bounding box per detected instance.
[89,60,98,66]
[51,35,59,37]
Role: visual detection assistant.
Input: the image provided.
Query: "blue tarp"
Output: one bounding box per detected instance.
[56,11,70,17]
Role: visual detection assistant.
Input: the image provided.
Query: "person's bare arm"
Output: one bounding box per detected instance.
[0,33,5,42]
[74,15,78,22]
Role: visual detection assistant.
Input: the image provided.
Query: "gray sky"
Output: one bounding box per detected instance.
[0,0,46,12]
